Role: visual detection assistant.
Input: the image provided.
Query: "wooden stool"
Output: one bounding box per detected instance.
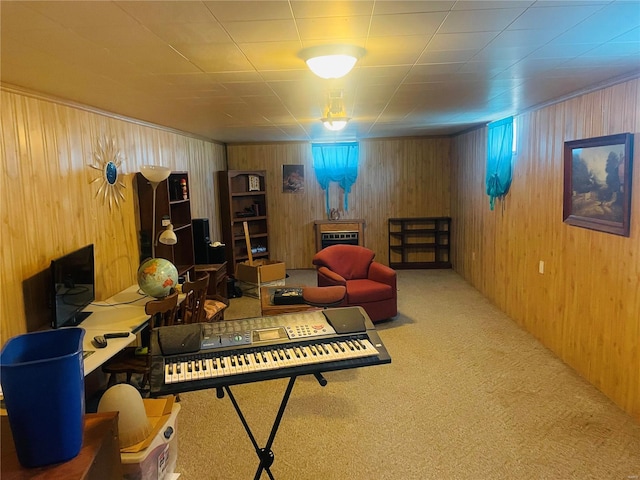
[302,286,346,308]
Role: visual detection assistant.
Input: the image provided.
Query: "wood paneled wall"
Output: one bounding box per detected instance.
[0,86,226,344]
[450,78,640,421]
[226,137,451,268]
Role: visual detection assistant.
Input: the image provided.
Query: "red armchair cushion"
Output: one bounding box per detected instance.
[312,245,375,280]
[346,279,393,304]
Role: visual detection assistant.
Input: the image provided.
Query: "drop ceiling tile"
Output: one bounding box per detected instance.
[107,45,203,74]
[116,1,216,24]
[360,35,431,66]
[580,42,640,59]
[144,21,231,45]
[237,41,306,70]
[261,70,310,82]
[550,3,640,45]
[204,1,293,21]
[368,12,448,37]
[71,24,168,48]
[506,4,604,31]
[209,71,265,82]
[350,65,413,84]
[28,1,139,27]
[527,42,600,59]
[151,73,220,87]
[417,49,478,64]
[222,19,300,43]
[222,82,275,96]
[373,1,455,15]
[452,1,535,11]
[439,7,526,34]
[0,2,62,33]
[405,62,465,81]
[472,43,540,63]
[295,15,371,40]
[172,43,254,72]
[290,1,374,19]
[610,26,640,43]
[428,31,499,52]
[487,28,559,49]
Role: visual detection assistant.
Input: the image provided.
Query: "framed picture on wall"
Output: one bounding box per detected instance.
[282,165,305,193]
[563,133,634,237]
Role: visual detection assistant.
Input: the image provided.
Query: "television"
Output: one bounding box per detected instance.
[50,244,95,328]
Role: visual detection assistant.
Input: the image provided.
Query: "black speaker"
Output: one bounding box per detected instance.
[192,218,210,264]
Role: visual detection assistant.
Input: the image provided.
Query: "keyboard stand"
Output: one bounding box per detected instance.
[217,373,327,480]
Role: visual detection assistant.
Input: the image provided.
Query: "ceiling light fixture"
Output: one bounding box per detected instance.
[322,118,350,131]
[321,90,350,131]
[299,45,366,79]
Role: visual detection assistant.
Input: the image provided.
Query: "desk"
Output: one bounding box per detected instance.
[79,285,150,375]
[1,412,122,479]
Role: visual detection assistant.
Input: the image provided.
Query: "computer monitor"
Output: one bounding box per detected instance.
[50,244,95,328]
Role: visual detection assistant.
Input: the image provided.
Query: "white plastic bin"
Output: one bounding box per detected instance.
[121,403,181,480]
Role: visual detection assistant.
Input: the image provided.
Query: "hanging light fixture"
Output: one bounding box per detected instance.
[321,90,350,131]
[299,45,365,79]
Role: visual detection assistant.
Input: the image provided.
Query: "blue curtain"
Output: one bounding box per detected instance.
[311,142,359,213]
[486,117,514,210]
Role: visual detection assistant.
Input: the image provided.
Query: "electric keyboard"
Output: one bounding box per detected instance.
[149,307,391,396]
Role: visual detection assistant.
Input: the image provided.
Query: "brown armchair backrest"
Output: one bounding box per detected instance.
[312,245,375,280]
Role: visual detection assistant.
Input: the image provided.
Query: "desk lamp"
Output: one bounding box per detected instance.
[140,165,171,258]
[159,223,177,245]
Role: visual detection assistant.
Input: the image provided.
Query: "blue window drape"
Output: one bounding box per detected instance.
[486,117,514,210]
[311,142,359,213]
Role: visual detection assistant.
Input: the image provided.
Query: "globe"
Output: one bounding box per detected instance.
[137,258,178,298]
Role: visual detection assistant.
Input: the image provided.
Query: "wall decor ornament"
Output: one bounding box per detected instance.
[248,174,260,192]
[563,133,634,237]
[90,137,126,210]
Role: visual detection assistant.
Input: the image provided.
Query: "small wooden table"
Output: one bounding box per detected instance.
[1,412,122,479]
[260,286,318,316]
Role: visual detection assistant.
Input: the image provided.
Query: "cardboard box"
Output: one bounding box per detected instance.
[235,259,286,285]
[121,402,180,480]
[239,279,286,299]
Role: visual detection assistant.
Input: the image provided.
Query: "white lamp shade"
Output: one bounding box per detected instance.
[159,224,178,245]
[306,55,358,79]
[140,165,171,184]
[299,45,365,79]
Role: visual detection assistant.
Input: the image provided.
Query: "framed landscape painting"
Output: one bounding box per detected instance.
[563,133,634,236]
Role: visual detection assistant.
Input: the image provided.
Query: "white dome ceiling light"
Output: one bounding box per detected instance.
[299,45,366,79]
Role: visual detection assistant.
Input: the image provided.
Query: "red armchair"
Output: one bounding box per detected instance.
[312,245,397,323]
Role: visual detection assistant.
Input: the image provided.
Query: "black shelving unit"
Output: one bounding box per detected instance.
[388,217,451,269]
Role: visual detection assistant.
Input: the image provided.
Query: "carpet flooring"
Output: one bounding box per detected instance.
[174,269,640,480]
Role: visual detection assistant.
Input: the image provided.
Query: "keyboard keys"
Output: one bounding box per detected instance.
[162,338,379,385]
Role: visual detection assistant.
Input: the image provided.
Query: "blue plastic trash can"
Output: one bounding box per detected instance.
[0,328,85,468]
